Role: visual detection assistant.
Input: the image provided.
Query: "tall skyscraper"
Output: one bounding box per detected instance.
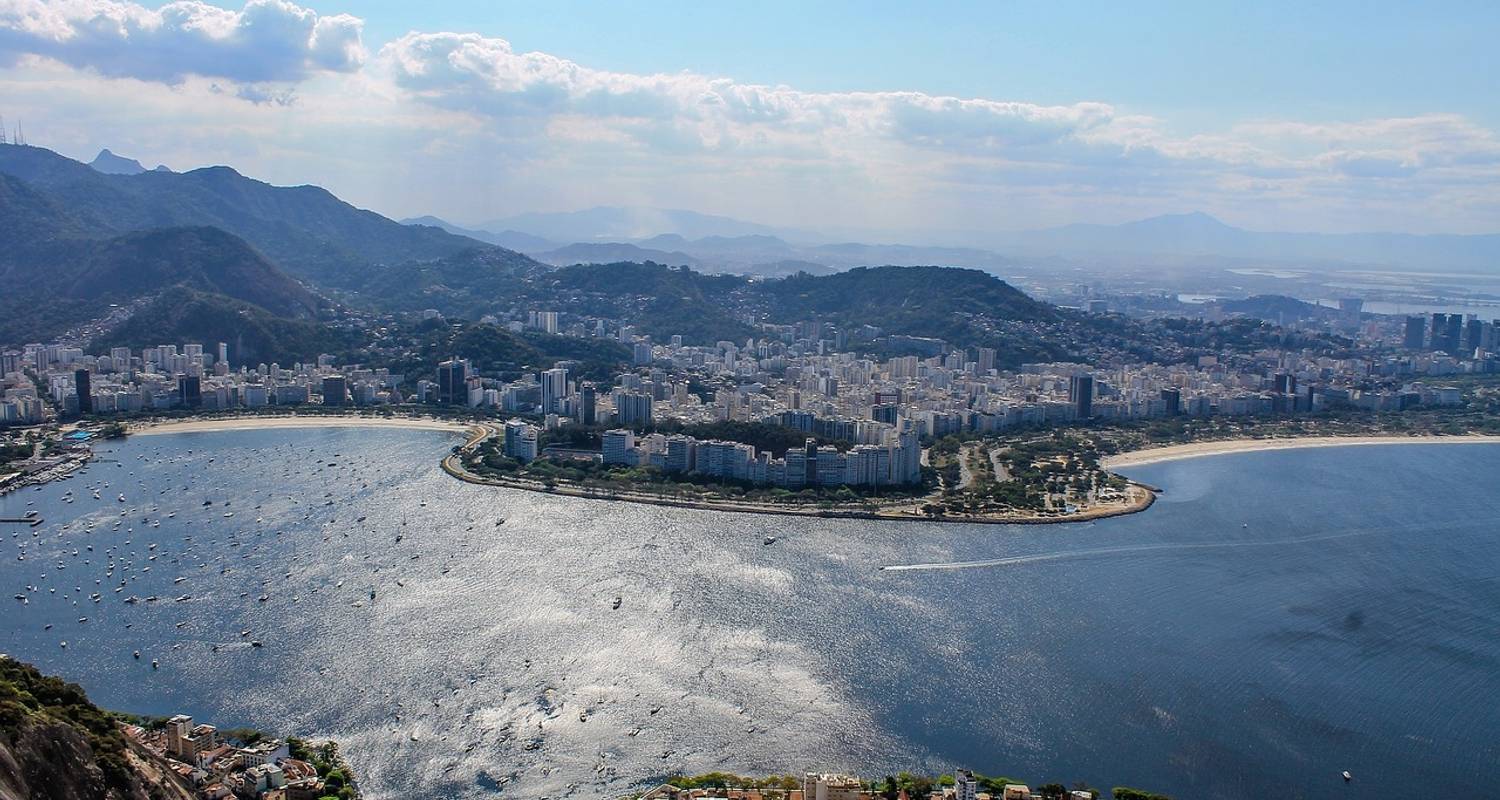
[1403,316,1426,350]
[322,375,348,406]
[216,342,228,367]
[178,375,202,408]
[1160,387,1181,416]
[580,382,597,426]
[436,358,468,405]
[975,347,997,374]
[1069,374,1094,419]
[1465,318,1483,353]
[541,367,569,414]
[613,390,653,426]
[1431,313,1451,352]
[74,368,92,414]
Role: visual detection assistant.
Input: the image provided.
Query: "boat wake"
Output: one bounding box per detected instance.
[879,527,1413,572]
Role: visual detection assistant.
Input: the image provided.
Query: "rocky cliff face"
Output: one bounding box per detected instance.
[0,719,196,800]
[0,658,194,800]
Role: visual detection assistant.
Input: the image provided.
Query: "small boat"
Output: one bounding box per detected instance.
[133,651,140,659]
[763,536,777,545]
[1343,771,1352,783]
[250,640,263,648]
[612,597,623,610]
[151,659,158,669]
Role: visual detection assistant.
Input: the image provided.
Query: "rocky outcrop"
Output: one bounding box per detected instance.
[0,719,195,800]
[0,658,193,800]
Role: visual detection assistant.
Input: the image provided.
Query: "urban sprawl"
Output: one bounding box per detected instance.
[4,309,1497,493]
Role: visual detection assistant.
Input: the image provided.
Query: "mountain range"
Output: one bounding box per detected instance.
[993,211,1500,270]
[0,143,1454,371]
[474,205,817,243]
[0,145,485,288]
[420,207,1500,275]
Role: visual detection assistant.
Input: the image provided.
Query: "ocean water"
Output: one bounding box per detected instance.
[3,428,1498,799]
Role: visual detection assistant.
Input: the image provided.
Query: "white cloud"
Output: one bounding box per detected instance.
[377,31,1120,160]
[0,0,364,83]
[1,2,1498,234]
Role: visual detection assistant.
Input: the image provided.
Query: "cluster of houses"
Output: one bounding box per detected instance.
[635,772,1097,800]
[120,714,338,800]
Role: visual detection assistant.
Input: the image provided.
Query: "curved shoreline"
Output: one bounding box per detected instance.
[1102,434,1500,469]
[440,424,1154,526]
[129,415,474,437]
[114,417,1500,525]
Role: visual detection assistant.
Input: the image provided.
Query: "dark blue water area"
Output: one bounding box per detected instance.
[3,429,1497,799]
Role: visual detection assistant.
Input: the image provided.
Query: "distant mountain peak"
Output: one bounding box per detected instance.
[1124,211,1236,231]
[479,205,818,244]
[88,148,147,175]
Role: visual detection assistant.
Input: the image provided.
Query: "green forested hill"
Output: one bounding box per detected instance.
[0,144,498,286]
[92,287,356,367]
[0,172,323,345]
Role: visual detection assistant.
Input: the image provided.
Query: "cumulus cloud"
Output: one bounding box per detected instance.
[0,0,364,83]
[1,4,1498,233]
[378,31,1118,160]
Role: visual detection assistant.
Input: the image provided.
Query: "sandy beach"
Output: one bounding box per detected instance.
[132,415,474,437]
[1103,434,1500,469]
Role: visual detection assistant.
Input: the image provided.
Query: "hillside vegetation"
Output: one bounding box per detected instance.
[0,144,495,286]
[0,656,194,800]
[92,287,356,367]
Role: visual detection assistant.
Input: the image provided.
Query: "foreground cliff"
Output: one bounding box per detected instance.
[0,657,193,800]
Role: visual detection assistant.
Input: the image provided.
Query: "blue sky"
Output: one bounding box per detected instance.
[324,1,1499,127]
[2,1,1497,239]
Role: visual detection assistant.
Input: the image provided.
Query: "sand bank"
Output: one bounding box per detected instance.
[1103,434,1500,469]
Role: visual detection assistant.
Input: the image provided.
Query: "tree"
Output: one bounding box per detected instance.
[1111,788,1170,800]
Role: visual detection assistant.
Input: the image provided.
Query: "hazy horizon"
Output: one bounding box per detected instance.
[2,1,1498,240]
